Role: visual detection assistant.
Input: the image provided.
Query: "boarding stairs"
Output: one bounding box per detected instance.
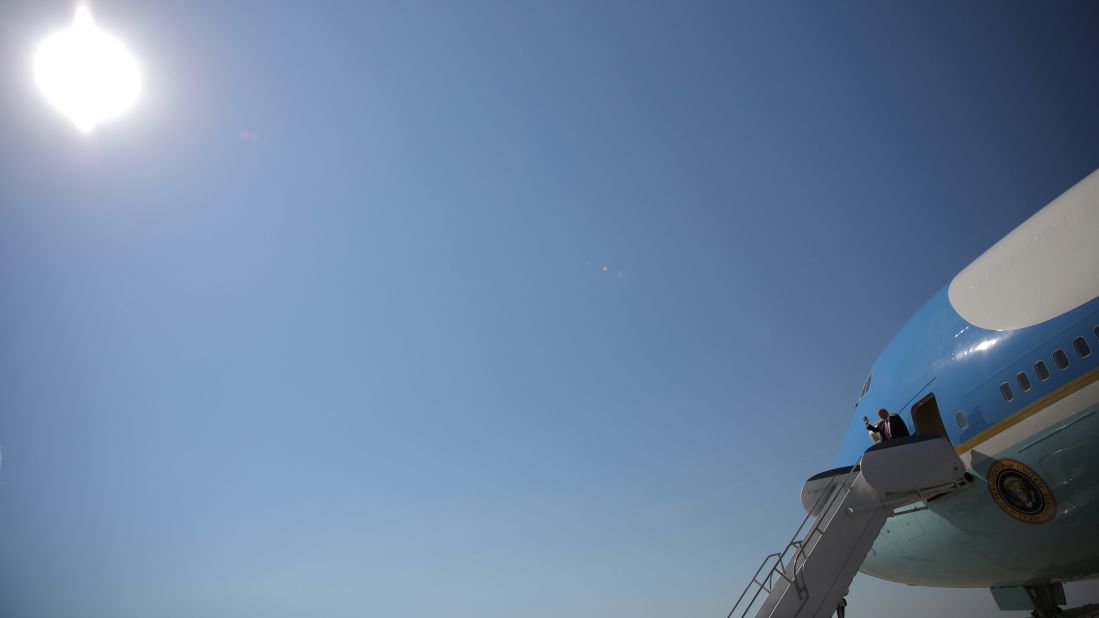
[726,436,969,618]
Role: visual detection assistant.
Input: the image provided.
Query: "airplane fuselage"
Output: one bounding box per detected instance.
[835,169,1099,589]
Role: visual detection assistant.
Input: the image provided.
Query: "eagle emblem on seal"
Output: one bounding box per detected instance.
[987,458,1056,524]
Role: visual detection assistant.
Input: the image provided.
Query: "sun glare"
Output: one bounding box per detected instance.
[34,6,141,133]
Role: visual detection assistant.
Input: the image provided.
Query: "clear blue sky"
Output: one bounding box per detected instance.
[2,2,1099,616]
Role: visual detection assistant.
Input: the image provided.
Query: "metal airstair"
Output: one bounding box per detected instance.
[726,436,969,618]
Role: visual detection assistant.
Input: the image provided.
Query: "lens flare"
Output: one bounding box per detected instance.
[34,6,141,133]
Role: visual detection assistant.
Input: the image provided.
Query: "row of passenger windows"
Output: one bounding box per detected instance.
[999,328,1097,402]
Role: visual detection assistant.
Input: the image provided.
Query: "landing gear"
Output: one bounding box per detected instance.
[1026,583,1066,618]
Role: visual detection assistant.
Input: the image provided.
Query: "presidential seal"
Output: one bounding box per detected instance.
[986,459,1056,524]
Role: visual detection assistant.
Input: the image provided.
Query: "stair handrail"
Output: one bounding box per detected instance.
[724,461,861,618]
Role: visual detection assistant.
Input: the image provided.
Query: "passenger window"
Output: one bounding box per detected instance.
[1073,336,1091,359]
[1000,382,1015,402]
[955,410,968,430]
[1016,372,1032,392]
[1053,349,1070,370]
[1034,360,1051,381]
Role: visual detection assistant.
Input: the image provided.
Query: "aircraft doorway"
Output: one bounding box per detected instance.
[912,393,950,443]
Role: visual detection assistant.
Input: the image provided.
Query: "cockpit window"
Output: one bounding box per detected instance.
[859,373,872,399]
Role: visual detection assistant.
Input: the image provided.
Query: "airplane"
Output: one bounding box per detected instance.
[729,167,1099,618]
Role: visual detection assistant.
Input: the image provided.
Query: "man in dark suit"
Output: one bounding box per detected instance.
[864,408,910,441]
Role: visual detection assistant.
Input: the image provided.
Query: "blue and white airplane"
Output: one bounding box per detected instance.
[732,168,1099,618]
[837,167,1099,615]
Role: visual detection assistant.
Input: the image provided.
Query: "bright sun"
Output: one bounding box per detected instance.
[34,6,141,133]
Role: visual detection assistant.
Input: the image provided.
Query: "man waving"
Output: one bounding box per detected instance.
[864,408,910,441]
